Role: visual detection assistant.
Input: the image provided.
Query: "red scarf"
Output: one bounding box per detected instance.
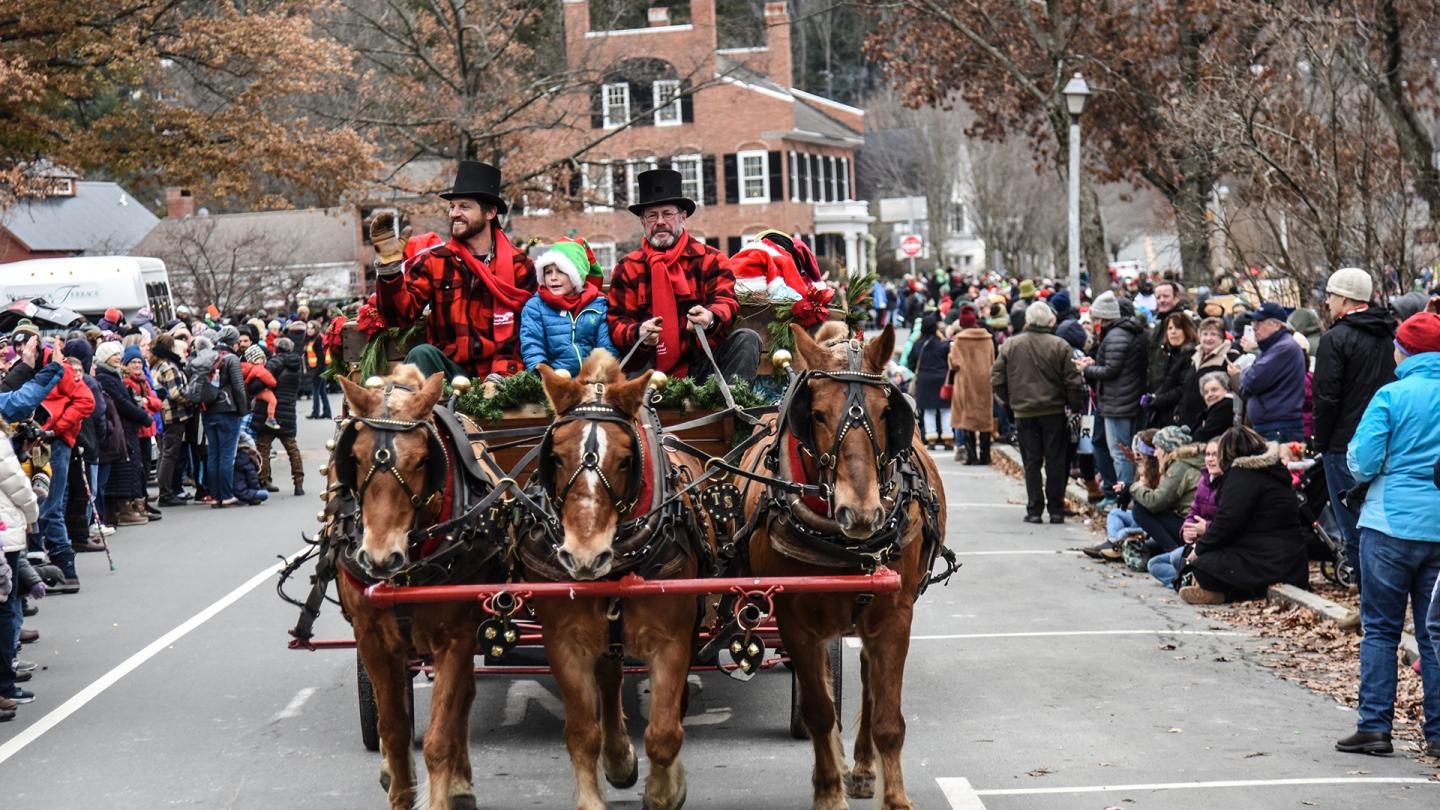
[538,285,601,315]
[444,228,530,357]
[643,235,693,372]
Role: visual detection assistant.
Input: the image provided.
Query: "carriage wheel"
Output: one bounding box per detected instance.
[357,653,416,752]
[789,638,845,740]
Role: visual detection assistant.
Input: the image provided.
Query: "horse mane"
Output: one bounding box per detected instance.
[577,350,622,401]
[813,321,849,346]
[388,363,428,390]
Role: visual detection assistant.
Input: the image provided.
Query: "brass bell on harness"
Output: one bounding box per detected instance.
[364,376,385,390]
[553,368,571,379]
[316,511,327,523]
[771,349,793,371]
[647,371,668,391]
[324,439,335,451]
[451,375,472,395]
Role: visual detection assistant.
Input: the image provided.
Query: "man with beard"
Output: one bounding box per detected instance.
[372,160,536,379]
[607,169,759,382]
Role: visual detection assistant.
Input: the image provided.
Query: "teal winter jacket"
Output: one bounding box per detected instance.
[519,295,618,375]
[1347,351,1440,542]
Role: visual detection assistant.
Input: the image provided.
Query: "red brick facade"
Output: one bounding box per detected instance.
[507,0,866,275]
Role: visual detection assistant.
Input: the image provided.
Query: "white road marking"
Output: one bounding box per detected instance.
[273,686,317,721]
[949,776,1440,798]
[846,629,1248,649]
[938,777,989,809]
[947,502,1024,508]
[952,549,1082,556]
[0,546,310,767]
[501,679,566,726]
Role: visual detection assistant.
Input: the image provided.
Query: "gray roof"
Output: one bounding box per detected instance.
[1,181,159,253]
[132,207,361,268]
[794,100,861,142]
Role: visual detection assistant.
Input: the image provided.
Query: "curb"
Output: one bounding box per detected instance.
[1269,583,1422,665]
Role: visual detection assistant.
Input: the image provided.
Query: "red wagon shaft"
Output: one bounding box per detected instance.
[363,567,902,607]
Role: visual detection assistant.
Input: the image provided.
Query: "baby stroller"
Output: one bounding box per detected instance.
[1292,457,1357,588]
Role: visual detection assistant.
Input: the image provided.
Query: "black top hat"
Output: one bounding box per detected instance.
[628,169,696,217]
[440,160,508,214]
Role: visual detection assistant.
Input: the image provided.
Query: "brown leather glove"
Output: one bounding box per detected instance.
[369,210,405,267]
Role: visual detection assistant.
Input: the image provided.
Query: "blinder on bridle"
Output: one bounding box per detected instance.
[785,338,914,479]
[537,391,647,521]
[332,381,448,509]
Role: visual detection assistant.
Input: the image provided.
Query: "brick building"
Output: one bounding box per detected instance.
[508,0,872,278]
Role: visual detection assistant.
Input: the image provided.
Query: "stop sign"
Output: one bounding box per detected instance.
[899,234,924,257]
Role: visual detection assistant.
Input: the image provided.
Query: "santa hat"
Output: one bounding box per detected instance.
[534,239,601,292]
[1395,311,1440,356]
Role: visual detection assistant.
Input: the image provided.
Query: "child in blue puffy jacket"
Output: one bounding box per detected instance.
[520,239,617,375]
[233,431,268,505]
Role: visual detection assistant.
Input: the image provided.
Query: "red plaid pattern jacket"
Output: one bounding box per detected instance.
[607,234,738,375]
[376,232,537,376]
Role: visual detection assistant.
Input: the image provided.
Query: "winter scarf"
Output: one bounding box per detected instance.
[643,235,694,373]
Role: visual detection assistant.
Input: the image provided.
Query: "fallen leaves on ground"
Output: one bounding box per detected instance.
[1026,766,1054,777]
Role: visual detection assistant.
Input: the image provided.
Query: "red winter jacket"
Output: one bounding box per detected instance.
[39,348,96,447]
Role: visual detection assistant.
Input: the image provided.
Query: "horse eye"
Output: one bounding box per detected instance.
[549,453,563,467]
[618,457,632,470]
[812,410,827,424]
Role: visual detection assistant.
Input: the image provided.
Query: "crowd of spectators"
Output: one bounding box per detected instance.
[0,304,335,722]
[890,264,1440,758]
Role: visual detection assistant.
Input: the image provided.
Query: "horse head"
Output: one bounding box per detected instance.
[788,323,911,539]
[335,365,446,579]
[536,350,653,580]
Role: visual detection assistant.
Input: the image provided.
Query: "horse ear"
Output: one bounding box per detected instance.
[338,375,380,416]
[605,370,651,418]
[864,325,896,374]
[537,364,583,415]
[409,371,445,415]
[789,323,826,371]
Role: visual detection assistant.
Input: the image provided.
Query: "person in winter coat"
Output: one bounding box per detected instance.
[1145,281,1187,391]
[306,322,332,420]
[1126,425,1203,554]
[123,345,163,519]
[95,342,151,527]
[1078,291,1148,488]
[1181,426,1307,605]
[27,339,93,588]
[232,431,268,506]
[1145,312,1198,429]
[252,337,305,496]
[1338,311,1440,757]
[1288,307,1324,363]
[0,417,41,710]
[1236,302,1307,443]
[519,240,617,375]
[1149,437,1223,588]
[908,314,951,449]
[150,334,193,506]
[947,303,995,464]
[1312,267,1396,592]
[60,339,110,549]
[1178,317,1241,431]
[1192,371,1238,443]
[193,325,247,508]
[241,345,281,432]
[992,302,1086,523]
[0,327,64,422]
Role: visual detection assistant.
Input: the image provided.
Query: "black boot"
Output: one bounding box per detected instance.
[963,432,980,465]
[1335,731,1392,754]
[978,432,992,465]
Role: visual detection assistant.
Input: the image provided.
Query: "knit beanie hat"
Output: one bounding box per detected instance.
[10,319,39,342]
[1326,267,1373,302]
[63,337,94,373]
[1152,425,1193,454]
[1050,290,1072,316]
[1018,279,1037,299]
[1395,311,1440,356]
[244,345,266,364]
[957,304,978,328]
[121,344,144,366]
[105,307,124,325]
[95,341,124,368]
[1090,291,1122,320]
[534,239,598,292]
[216,325,240,347]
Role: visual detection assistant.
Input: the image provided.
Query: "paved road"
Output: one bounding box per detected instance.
[2,403,1437,809]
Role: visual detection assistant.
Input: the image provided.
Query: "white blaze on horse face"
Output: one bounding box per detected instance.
[561,421,618,567]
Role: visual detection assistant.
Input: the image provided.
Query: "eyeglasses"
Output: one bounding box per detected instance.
[642,209,682,224]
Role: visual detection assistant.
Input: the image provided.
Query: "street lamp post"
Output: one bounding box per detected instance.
[1063,72,1090,300]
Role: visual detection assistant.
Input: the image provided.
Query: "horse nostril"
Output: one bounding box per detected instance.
[593,551,613,572]
[357,550,374,571]
[871,507,885,527]
[835,506,855,530]
[557,550,576,572]
[382,551,406,573]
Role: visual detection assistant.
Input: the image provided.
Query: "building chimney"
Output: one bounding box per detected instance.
[764,2,793,89]
[648,6,669,27]
[165,187,195,219]
[561,0,589,70]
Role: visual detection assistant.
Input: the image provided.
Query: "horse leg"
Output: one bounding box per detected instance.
[639,616,691,810]
[548,632,607,810]
[356,629,416,809]
[596,654,638,789]
[423,628,478,810]
[780,618,848,810]
[859,625,913,810]
[845,647,876,799]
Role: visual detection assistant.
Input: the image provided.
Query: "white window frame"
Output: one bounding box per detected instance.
[602,82,630,129]
[671,153,703,204]
[626,158,658,207]
[789,151,799,202]
[583,162,614,212]
[590,242,617,281]
[737,149,769,204]
[826,156,838,202]
[652,79,682,126]
[840,157,851,200]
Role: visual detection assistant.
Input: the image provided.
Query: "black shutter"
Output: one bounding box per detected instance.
[680,79,694,123]
[727,236,742,256]
[798,154,809,201]
[810,154,821,201]
[591,86,604,129]
[767,151,783,203]
[612,163,629,208]
[723,153,739,205]
[822,156,832,202]
[632,80,651,127]
[702,155,717,206]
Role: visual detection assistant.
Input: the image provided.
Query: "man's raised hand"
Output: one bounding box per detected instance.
[369,210,406,269]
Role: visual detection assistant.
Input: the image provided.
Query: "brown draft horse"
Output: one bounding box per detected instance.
[739,324,947,810]
[529,351,713,810]
[331,365,498,810]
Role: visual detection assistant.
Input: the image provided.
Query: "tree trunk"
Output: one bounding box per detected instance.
[1171,169,1214,289]
[1084,180,1110,295]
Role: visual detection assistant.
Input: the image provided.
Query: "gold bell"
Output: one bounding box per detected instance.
[553,368,571,380]
[364,376,384,390]
[483,625,498,640]
[319,464,329,476]
[316,511,327,523]
[450,375,472,395]
[489,645,505,658]
[771,349,793,371]
[647,370,669,391]
[503,628,518,643]
[324,439,335,451]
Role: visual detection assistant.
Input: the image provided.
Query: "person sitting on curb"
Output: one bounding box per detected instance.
[1126,425,1203,557]
[1149,437,1224,589]
[232,431,269,506]
[1192,370,1238,443]
[1181,426,1307,605]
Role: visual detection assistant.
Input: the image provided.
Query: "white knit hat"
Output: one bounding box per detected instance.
[1326,267,1373,302]
[533,241,589,293]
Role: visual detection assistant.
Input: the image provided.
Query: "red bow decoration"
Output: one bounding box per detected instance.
[323,315,348,351]
[788,286,834,329]
[356,294,388,338]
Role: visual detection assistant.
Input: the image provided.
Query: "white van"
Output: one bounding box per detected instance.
[0,255,175,322]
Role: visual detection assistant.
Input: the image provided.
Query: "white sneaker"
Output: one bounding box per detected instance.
[89,523,116,539]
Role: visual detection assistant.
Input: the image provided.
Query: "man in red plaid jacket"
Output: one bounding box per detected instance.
[608,169,760,382]
[372,161,536,380]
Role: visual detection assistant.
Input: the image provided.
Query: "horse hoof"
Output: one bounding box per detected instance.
[844,772,875,799]
[605,750,639,789]
[641,783,686,810]
[379,771,391,792]
[448,795,478,810]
